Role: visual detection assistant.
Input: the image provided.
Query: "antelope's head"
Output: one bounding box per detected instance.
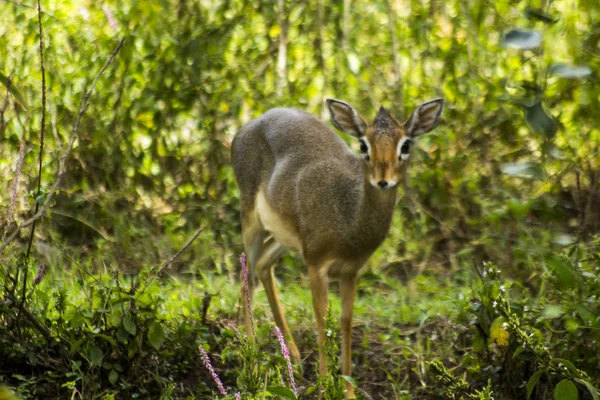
[327,98,444,190]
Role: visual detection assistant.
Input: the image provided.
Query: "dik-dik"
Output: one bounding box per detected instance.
[232,97,443,398]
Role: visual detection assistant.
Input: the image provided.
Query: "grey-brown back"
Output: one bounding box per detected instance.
[231,107,396,270]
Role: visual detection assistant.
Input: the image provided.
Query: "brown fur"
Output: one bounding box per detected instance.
[231,98,443,399]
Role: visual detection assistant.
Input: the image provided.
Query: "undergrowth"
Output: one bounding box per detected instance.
[1,236,599,399]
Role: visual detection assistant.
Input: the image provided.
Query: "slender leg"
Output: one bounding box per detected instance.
[308,265,329,379]
[241,221,263,338]
[340,274,357,399]
[240,267,255,337]
[257,240,301,362]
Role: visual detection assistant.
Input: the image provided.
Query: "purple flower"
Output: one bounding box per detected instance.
[273,326,297,396]
[240,253,255,336]
[33,264,47,286]
[198,344,228,396]
[235,393,241,400]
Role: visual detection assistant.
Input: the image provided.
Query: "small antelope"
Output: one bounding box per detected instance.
[232,97,443,398]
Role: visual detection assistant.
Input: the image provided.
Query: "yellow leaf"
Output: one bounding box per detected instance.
[490,317,510,347]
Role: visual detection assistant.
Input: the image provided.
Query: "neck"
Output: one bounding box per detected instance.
[353,172,397,242]
[362,176,397,215]
[337,167,399,261]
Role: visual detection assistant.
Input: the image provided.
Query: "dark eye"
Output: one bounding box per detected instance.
[399,139,411,161]
[359,140,368,153]
[400,140,411,154]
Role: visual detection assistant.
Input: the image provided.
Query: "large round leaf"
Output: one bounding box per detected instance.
[89,345,104,367]
[501,162,545,180]
[148,321,165,350]
[550,64,592,79]
[502,29,542,49]
[554,379,579,400]
[122,315,137,336]
[524,101,556,138]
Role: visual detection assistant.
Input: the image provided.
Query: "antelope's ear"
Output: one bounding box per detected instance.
[404,98,444,137]
[326,98,368,138]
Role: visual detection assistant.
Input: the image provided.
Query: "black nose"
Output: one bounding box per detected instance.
[378,180,388,188]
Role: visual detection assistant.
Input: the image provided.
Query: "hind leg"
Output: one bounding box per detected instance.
[240,206,265,337]
[257,237,300,362]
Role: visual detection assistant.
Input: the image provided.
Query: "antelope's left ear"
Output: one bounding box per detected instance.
[404,98,444,137]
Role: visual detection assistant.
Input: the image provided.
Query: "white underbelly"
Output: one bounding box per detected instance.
[256,191,302,251]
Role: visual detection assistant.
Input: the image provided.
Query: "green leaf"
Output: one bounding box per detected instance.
[502,29,542,49]
[0,71,29,111]
[69,337,86,356]
[501,162,545,180]
[527,370,544,399]
[343,375,358,387]
[0,385,19,400]
[543,305,564,319]
[547,255,574,289]
[117,326,129,343]
[96,334,117,346]
[552,233,576,246]
[554,379,579,400]
[109,369,119,385]
[122,315,137,336]
[513,345,525,359]
[550,64,592,79]
[267,386,297,399]
[89,345,104,367]
[553,358,580,375]
[524,8,558,24]
[473,333,486,352]
[576,305,595,324]
[147,321,165,350]
[574,379,600,400]
[524,101,556,138]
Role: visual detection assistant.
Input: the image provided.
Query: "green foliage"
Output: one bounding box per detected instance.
[0,260,219,398]
[1,0,599,398]
[316,307,346,400]
[433,238,600,399]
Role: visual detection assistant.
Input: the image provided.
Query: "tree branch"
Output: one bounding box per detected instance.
[19,0,47,315]
[135,227,204,300]
[0,37,125,255]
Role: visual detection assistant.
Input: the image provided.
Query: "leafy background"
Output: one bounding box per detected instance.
[0,0,599,399]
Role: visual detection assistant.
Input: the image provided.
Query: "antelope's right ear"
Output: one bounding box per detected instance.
[326,99,367,138]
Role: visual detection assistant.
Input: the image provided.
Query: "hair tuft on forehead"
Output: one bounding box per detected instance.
[374,106,396,136]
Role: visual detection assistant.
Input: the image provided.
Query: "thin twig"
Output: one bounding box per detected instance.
[0,72,12,135]
[135,227,204,300]
[20,304,54,342]
[19,0,47,316]
[471,259,484,282]
[35,0,46,201]
[0,37,125,255]
[575,168,583,241]
[3,141,26,242]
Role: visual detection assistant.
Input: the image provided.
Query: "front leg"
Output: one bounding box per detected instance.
[340,274,357,399]
[308,266,329,382]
